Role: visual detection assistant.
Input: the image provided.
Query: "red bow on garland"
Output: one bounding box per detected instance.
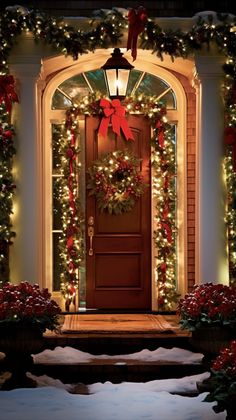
[0,75,19,114]
[156,119,166,148]
[127,7,148,61]
[161,221,172,243]
[98,98,134,141]
[225,126,236,171]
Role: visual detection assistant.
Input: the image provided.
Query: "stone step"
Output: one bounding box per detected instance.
[31,360,206,384]
[43,333,192,355]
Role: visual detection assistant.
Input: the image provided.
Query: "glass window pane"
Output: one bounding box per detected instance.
[52,75,90,109]
[126,69,143,96]
[52,124,63,173]
[52,178,62,230]
[52,90,72,110]
[53,233,61,291]
[52,70,176,109]
[59,74,89,99]
[163,91,176,109]
[136,74,176,109]
[84,69,107,95]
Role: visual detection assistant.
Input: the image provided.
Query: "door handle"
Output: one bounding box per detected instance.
[88,216,94,256]
[88,226,94,256]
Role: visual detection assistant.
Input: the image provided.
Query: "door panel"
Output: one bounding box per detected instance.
[85,115,151,309]
[95,254,141,287]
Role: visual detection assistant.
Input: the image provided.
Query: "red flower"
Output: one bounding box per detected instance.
[0,281,61,332]
[212,340,236,378]
[0,75,19,114]
[178,283,236,330]
[3,129,13,139]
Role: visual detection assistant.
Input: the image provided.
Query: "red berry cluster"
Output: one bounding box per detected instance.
[0,281,61,331]
[178,283,236,328]
[212,340,236,378]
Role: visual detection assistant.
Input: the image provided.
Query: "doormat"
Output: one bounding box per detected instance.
[61,314,175,334]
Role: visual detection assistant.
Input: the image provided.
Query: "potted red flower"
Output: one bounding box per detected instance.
[178,283,236,354]
[199,340,236,420]
[0,281,61,389]
[0,281,61,332]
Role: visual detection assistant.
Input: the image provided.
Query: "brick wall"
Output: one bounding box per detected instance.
[169,70,196,292]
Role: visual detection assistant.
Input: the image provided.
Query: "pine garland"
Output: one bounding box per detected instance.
[52,116,84,310]
[223,61,236,287]
[0,103,16,284]
[56,94,178,310]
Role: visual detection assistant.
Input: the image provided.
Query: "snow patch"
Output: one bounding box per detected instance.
[0,386,226,420]
[33,346,203,365]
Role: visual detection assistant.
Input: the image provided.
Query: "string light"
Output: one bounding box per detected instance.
[1,5,235,301]
[52,120,84,311]
[54,94,178,310]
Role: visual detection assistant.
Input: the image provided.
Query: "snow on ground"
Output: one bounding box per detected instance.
[0,347,225,419]
[33,346,203,364]
[0,386,226,420]
[28,371,210,395]
[86,372,210,395]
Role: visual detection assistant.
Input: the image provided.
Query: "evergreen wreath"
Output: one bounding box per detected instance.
[87,149,146,214]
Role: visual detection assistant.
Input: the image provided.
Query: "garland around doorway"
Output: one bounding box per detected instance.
[0,6,236,307]
[55,93,178,310]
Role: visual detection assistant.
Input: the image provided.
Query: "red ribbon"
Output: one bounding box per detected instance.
[161,221,172,244]
[163,204,170,219]
[225,126,236,171]
[156,119,166,148]
[164,176,169,189]
[0,75,19,114]
[98,98,134,141]
[160,262,167,273]
[127,7,147,61]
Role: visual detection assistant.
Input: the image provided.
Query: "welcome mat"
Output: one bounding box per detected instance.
[61,314,175,334]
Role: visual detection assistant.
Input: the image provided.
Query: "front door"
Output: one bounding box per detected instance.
[85,115,151,309]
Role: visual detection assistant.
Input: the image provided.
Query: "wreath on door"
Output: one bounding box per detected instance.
[87,149,146,214]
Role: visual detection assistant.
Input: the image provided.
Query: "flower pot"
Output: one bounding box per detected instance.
[190,326,235,356]
[0,323,44,390]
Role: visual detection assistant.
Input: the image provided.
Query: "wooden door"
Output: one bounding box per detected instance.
[85,115,151,309]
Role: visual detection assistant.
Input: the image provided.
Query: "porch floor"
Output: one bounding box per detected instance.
[43,313,191,353]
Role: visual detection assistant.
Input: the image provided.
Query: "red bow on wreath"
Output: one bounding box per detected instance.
[224,126,236,171]
[98,98,134,141]
[127,7,148,61]
[0,75,19,114]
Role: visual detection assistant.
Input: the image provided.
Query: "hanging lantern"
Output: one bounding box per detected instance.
[101,48,134,100]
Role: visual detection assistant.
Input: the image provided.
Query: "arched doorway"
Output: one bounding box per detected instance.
[40,49,190,310]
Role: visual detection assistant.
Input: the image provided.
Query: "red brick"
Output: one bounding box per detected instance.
[187,143,195,154]
[187,205,195,212]
[188,155,195,163]
[188,162,195,170]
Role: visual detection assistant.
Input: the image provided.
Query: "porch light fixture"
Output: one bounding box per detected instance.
[101,48,134,100]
